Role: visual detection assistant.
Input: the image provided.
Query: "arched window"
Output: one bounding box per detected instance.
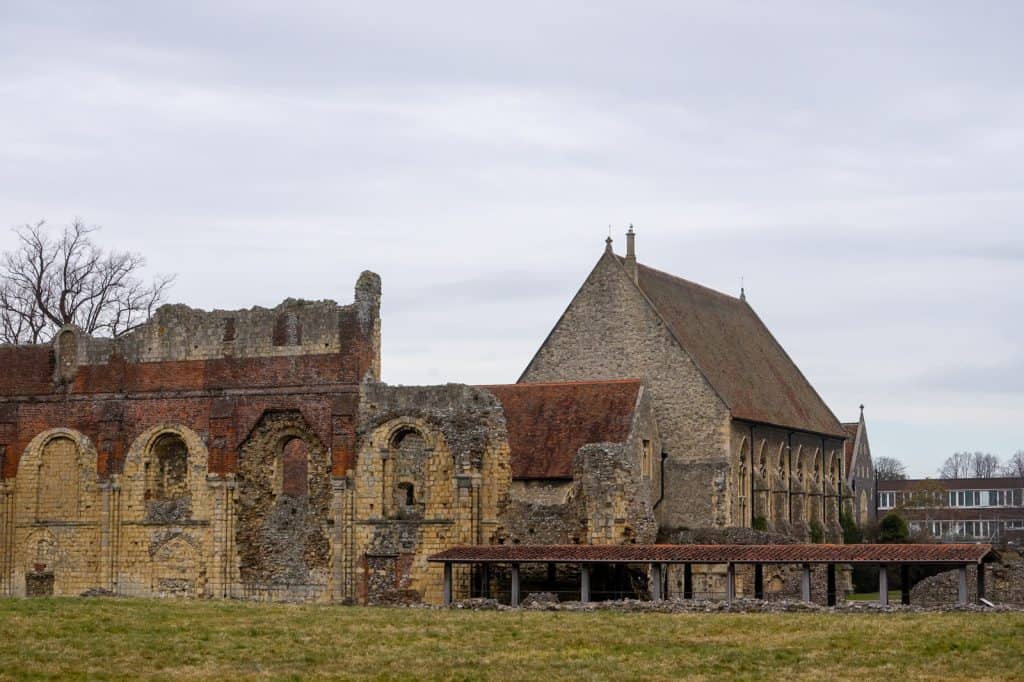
[281,438,309,497]
[148,434,189,501]
[389,429,427,518]
[38,437,79,520]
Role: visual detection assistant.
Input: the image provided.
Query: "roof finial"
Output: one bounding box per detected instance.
[605,225,613,253]
[859,404,865,416]
[740,276,746,302]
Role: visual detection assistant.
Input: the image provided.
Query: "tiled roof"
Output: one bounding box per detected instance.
[627,259,846,438]
[842,422,859,472]
[481,380,641,479]
[879,478,1024,492]
[429,543,997,565]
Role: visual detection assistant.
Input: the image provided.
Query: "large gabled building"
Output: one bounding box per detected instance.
[520,229,849,540]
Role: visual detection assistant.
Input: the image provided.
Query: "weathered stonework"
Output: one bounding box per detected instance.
[0,238,851,605]
[520,252,732,530]
[520,245,846,540]
[351,383,511,604]
[0,273,379,601]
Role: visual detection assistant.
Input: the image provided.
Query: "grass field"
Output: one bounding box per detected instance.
[1,599,1022,681]
[847,591,901,602]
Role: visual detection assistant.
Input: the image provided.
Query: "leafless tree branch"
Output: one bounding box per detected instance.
[0,220,176,344]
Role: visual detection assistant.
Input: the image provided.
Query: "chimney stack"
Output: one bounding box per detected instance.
[625,224,638,283]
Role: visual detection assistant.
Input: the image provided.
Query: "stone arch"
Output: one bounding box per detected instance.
[17,428,97,523]
[236,411,331,590]
[770,443,788,526]
[735,436,749,526]
[22,529,58,596]
[370,418,454,521]
[280,437,310,498]
[122,424,209,523]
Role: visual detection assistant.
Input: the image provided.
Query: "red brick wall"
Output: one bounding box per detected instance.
[0,338,372,480]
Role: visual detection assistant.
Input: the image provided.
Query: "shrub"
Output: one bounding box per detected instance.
[840,511,862,545]
[808,520,824,544]
[878,513,909,543]
[752,515,769,532]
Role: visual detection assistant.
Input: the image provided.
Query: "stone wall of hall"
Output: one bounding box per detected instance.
[519,250,731,530]
[728,422,845,542]
[349,383,512,605]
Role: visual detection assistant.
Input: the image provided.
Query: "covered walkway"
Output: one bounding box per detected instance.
[428,544,999,607]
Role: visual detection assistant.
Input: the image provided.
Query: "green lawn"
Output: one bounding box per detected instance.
[1,598,1022,680]
[847,591,902,602]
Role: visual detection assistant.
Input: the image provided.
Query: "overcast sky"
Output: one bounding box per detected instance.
[2,1,1022,477]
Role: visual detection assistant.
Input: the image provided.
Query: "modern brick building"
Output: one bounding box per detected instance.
[877,477,1024,545]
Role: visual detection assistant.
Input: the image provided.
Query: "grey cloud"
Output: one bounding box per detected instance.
[2,1,1024,477]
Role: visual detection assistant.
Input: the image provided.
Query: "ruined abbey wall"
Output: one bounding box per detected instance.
[0,272,381,600]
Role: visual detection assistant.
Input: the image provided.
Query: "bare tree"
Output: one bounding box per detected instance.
[972,452,1002,478]
[1003,451,1024,482]
[0,220,174,344]
[874,456,907,481]
[939,451,1002,479]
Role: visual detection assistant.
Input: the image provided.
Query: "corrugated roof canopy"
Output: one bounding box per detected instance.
[630,260,846,438]
[482,380,641,479]
[429,543,997,565]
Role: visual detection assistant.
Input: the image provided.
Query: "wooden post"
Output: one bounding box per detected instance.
[726,563,736,604]
[443,562,452,606]
[957,565,968,606]
[650,563,663,601]
[878,565,889,606]
[510,563,520,606]
[754,564,764,600]
[900,565,910,605]
[580,564,591,603]
[683,563,693,600]
[801,564,811,602]
[826,563,836,607]
[481,562,491,599]
[977,563,986,604]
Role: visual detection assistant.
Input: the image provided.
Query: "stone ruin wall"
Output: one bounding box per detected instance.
[500,386,660,548]
[0,273,380,601]
[351,382,511,605]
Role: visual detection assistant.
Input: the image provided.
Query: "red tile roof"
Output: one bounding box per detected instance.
[628,259,846,438]
[481,380,642,480]
[429,543,997,565]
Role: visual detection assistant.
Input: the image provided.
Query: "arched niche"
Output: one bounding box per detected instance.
[122,425,209,523]
[54,327,80,384]
[16,428,97,523]
[360,418,454,521]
